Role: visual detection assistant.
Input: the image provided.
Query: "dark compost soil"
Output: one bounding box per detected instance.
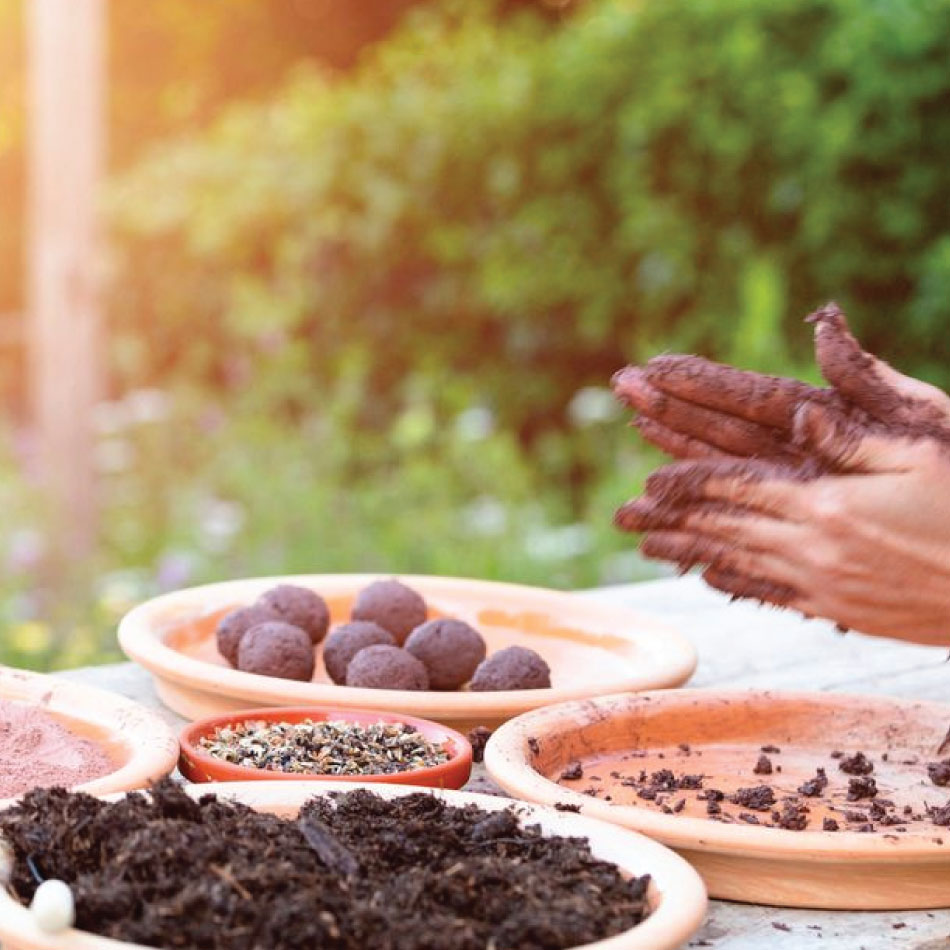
[0,780,651,950]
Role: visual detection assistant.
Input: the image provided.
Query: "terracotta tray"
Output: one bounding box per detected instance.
[117,574,696,731]
[0,665,179,805]
[179,705,473,788]
[485,690,950,909]
[0,779,707,950]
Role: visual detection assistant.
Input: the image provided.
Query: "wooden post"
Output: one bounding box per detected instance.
[26,0,105,560]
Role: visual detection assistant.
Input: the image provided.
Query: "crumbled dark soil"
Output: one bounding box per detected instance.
[619,769,704,806]
[839,752,874,775]
[797,768,828,797]
[467,726,492,764]
[560,761,584,781]
[847,776,878,801]
[0,781,650,950]
[731,786,776,811]
[927,759,950,787]
[559,741,950,836]
[771,801,809,831]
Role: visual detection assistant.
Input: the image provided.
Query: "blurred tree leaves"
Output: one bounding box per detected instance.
[110,0,950,456]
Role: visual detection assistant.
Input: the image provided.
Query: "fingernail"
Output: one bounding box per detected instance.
[611,367,650,407]
[805,301,843,325]
[613,498,653,531]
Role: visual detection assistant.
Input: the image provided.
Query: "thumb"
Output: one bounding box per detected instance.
[808,302,950,431]
[793,398,921,473]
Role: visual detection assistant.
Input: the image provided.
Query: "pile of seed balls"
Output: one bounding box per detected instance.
[215,579,551,692]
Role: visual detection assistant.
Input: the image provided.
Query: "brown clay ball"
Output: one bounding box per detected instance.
[404,619,487,690]
[351,579,427,646]
[215,603,279,667]
[258,584,330,644]
[236,621,315,681]
[470,645,551,691]
[322,621,396,685]
[345,645,430,691]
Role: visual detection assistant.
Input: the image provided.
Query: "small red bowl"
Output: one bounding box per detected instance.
[179,706,473,789]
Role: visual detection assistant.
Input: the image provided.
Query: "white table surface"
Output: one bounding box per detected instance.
[56,574,950,950]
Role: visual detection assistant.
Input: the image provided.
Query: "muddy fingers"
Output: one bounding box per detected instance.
[614,496,735,533]
[613,367,796,459]
[809,302,950,438]
[641,354,819,430]
[632,415,741,461]
[701,565,800,608]
[644,459,812,509]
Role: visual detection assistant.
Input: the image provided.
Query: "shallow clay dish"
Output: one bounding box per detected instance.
[0,665,179,806]
[179,705,473,788]
[485,690,950,909]
[118,574,696,730]
[0,779,707,950]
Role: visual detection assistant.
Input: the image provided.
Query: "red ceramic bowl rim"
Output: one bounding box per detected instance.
[180,705,473,784]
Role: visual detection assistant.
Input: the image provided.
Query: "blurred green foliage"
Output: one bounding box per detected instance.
[4,0,950,666]
[110,0,950,413]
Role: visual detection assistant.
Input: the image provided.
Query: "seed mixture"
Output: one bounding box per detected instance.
[198,719,450,775]
[0,780,652,950]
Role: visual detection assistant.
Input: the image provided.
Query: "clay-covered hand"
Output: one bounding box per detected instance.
[611,303,950,467]
[617,400,950,646]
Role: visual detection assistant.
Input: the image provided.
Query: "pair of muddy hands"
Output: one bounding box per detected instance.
[613,304,950,646]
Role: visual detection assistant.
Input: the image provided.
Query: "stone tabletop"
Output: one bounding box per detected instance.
[56,574,950,950]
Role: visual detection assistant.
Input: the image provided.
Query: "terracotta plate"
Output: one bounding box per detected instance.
[117,574,696,730]
[0,665,179,806]
[0,780,707,950]
[485,689,950,909]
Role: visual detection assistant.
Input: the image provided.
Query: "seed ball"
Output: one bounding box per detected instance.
[470,645,551,691]
[405,619,487,690]
[322,621,395,685]
[351,579,427,645]
[237,621,315,681]
[30,879,75,933]
[258,584,330,644]
[345,645,430,691]
[215,603,280,667]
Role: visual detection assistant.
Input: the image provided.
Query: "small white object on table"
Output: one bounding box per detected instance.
[56,575,950,949]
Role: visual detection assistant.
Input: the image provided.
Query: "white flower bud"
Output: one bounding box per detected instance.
[30,879,75,933]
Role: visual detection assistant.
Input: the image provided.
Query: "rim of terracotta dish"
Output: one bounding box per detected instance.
[0,780,708,950]
[179,705,473,786]
[0,665,180,807]
[117,574,697,719]
[485,689,950,862]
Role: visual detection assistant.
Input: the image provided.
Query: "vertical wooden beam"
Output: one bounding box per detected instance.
[26,0,105,560]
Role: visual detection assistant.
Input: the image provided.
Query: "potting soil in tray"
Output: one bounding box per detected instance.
[0,779,651,950]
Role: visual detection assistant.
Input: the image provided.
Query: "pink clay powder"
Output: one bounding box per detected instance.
[0,697,115,797]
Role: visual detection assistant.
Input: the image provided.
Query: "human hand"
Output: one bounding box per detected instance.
[614,310,950,645]
[612,303,950,467]
[619,430,950,646]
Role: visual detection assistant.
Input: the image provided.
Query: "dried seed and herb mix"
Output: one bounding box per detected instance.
[0,781,651,950]
[198,719,449,775]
